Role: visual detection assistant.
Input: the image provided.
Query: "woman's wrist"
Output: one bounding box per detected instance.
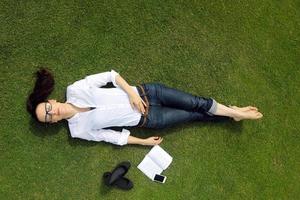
[127,135,146,145]
[127,136,163,146]
[115,75,136,97]
[127,90,137,97]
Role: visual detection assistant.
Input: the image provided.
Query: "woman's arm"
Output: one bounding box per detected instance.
[115,74,136,96]
[115,74,147,114]
[127,135,163,146]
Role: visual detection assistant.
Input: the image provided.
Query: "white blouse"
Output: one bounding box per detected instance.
[66,70,142,146]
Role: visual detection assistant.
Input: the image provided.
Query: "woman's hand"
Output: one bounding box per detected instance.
[143,136,163,146]
[114,74,147,114]
[129,93,147,114]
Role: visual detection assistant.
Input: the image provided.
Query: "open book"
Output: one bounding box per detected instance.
[137,145,173,180]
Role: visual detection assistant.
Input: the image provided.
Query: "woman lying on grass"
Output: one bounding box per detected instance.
[27,68,263,146]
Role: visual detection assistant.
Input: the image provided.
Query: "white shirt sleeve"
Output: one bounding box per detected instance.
[85,69,120,88]
[71,128,130,146]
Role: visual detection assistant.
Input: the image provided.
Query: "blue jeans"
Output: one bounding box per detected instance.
[136,83,229,129]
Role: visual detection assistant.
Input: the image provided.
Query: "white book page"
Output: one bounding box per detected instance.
[137,156,163,180]
[147,145,173,170]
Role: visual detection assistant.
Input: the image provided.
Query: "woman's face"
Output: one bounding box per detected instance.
[35,100,64,123]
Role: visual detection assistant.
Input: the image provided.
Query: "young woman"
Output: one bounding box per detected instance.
[27,68,263,146]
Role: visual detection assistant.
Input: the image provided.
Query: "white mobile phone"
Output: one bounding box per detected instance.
[153,174,167,183]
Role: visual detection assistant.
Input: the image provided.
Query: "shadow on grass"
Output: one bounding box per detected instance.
[207,119,244,135]
[130,118,244,139]
[29,118,64,138]
[99,182,112,195]
[29,116,243,149]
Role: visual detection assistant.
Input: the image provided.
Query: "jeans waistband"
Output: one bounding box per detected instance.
[136,84,149,128]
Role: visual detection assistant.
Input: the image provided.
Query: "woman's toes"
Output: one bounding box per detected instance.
[255,112,263,119]
[250,106,258,111]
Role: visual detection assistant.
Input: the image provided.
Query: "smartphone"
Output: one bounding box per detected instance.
[153,174,167,183]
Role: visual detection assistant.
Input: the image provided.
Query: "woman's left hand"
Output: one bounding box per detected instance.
[129,93,147,114]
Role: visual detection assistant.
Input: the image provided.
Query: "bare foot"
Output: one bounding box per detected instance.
[233,110,263,121]
[230,105,258,112]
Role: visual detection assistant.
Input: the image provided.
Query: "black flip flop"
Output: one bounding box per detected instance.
[108,161,131,185]
[103,172,133,190]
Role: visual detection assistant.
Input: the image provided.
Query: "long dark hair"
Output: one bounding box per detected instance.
[27,68,55,121]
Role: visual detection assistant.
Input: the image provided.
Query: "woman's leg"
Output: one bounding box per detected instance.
[144,106,228,129]
[142,83,262,121]
[142,83,216,114]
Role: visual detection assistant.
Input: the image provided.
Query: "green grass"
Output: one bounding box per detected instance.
[1,0,299,199]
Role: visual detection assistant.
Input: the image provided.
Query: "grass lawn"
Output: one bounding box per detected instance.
[0,0,299,199]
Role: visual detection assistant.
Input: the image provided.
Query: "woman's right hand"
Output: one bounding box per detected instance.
[143,136,163,146]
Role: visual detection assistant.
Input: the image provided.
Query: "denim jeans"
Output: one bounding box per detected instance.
[136,83,229,129]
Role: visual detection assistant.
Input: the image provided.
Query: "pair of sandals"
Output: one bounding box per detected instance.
[103,161,133,190]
